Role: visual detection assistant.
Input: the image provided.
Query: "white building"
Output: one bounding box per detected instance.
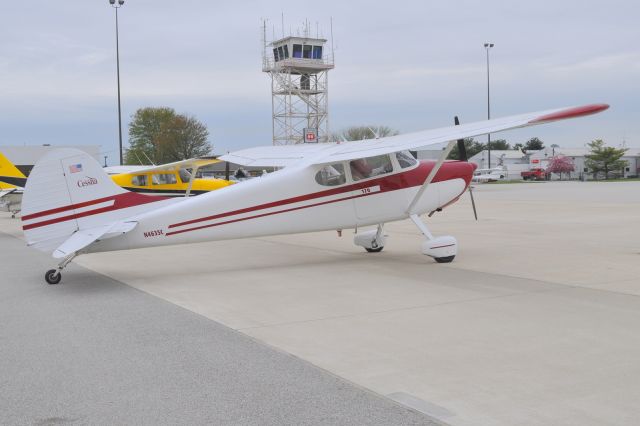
[0,145,102,175]
[529,147,640,180]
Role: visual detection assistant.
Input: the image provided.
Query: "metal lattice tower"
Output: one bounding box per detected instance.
[262,21,334,145]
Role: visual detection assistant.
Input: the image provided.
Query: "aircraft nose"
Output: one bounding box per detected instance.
[441,161,476,186]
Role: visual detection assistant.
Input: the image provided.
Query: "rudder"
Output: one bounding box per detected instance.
[21,148,164,254]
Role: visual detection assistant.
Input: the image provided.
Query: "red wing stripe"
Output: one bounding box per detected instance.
[528,104,609,124]
[166,192,369,236]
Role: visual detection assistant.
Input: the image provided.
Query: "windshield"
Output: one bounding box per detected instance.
[179,169,192,183]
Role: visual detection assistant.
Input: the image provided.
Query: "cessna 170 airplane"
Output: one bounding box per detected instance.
[19,104,608,284]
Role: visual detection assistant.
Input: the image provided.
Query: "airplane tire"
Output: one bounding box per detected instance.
[45,269,62,285]
[434,255,455,263]
[365,247,384,253]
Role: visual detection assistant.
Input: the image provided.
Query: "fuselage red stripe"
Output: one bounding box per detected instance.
[168,161,470,230]
[22,192,167,230]
[21,195,118,221]
[166,191,370,236]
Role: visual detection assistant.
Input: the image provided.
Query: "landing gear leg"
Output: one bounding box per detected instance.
[354,223,386,253]
[409,214,457,263]
[45,253,76,285]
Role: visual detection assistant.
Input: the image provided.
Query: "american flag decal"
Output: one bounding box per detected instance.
[69,163,83,173]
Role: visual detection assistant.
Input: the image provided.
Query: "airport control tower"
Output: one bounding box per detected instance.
[262,22,335,145]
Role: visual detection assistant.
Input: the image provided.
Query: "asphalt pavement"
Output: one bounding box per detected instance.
[0,225,442,426]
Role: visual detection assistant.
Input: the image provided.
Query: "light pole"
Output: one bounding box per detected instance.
[109,0,125,165]
[484,42,494,169]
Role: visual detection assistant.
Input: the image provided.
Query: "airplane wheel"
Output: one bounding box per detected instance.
[434,255,455,263]
[45,269,62,285]
[365,246,384,253]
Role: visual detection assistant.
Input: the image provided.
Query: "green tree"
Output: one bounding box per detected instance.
[333,125,399,142]
[524,137,545,151]
[125,107,212,164]
[487,139,510,150]
[447,138,484,160]
[156,115,211,163]
[584,139,628,180]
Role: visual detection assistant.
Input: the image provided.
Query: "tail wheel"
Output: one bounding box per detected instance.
[434,255,455,263]
[45,269,62,285]
[365,247,384,253]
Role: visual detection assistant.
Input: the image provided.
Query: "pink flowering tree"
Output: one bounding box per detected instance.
[546,156,575,180]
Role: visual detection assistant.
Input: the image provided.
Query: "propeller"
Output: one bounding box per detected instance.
[454,116,478,221]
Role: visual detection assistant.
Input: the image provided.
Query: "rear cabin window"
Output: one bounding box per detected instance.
[131,175,147,186]
[350,155,394,181]
[315,163,346,186]
[396,150,418,168]
[152,173,177,185]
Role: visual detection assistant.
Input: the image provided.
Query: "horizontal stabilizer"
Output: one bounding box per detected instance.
[53,221,137,259]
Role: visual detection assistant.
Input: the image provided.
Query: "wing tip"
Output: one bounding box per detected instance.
[529,103,609,124]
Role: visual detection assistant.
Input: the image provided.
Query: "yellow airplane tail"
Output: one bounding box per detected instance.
[0,151,28,188]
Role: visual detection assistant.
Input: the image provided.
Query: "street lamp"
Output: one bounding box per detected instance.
[484,42,494,168]
[109,0,125,165]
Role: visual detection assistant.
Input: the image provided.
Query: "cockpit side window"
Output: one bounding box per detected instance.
[349,154,394,181]
[131,174,147,186]
[315,163,346,186]
[152,173,177,185]
[396,150,418,169]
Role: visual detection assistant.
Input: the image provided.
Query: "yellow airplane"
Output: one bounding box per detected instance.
[1,152,232,217]
[107,158,233,197]
[0,151,28,216]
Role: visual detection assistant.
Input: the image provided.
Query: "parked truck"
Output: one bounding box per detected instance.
[521,168,548,181]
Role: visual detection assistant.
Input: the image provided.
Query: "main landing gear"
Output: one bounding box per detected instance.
[354,218,457,263]
[44,253,76,285]
[410,214,457,263]
[354,224,386,253]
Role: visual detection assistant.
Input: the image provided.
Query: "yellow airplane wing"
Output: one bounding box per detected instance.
[0,151,28,188]
[109,157,233,197]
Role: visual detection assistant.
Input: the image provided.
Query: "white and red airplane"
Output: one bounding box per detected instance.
[19,104,608,284]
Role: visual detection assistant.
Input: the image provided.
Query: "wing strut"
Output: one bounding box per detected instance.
[406,140,456,215]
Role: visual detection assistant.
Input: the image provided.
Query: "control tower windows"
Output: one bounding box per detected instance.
[283,45,289,58]
[292,44,302,58]
[312,46,322,59]
[303,45,312,59]
[273,48,280,62]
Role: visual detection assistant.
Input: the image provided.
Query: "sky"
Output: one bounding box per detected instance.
[1,0,638,165]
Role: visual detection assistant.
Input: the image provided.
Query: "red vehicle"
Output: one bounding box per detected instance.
[521,168,548,181]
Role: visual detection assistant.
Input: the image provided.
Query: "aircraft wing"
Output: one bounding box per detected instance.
[0,188,17,199]
[105,158,222,175]
[220,144,332,168]
[220,104,608,167]
[52,221,138,259]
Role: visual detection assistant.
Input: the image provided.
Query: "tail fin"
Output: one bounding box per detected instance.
[21,148,168,254]
[0,151,27,188]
